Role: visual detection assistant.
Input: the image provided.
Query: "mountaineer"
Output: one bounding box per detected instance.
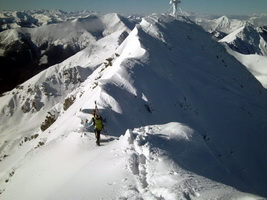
[90,109,104,146]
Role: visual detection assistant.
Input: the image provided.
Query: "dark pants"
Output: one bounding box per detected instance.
[95,129,101,145]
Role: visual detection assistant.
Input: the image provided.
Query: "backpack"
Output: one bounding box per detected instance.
[94,115,103,131]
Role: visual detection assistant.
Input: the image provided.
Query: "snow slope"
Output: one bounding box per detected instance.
[1,123,264,200]
[224,46,267,88]
[1,14,267,199]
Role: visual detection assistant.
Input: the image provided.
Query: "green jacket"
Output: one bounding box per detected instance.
[93,116,103,131]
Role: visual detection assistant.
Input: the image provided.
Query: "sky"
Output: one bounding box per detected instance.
[0,0,267,16]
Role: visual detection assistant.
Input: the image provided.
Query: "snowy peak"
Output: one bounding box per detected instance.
[91,13,267,145]
[195,15,246,35]
[213,15,246,34]
[214,15,230,28]
[220,24,267,55]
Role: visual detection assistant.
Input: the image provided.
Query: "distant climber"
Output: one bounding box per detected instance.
[89,108,104,146]
[105,57,113,66]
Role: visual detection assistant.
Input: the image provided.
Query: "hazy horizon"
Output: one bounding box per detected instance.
[0,0,267,16]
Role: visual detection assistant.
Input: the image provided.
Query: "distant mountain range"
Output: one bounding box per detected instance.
[0,10,266,94]
[0,10,98,31]
[0,11,135,94]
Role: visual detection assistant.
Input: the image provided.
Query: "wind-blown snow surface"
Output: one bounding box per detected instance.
[1,14,267,200]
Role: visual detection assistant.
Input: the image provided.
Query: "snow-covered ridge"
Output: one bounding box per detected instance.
[213,15,246,34]
[220,24,267,56]
[0,13,267,199]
